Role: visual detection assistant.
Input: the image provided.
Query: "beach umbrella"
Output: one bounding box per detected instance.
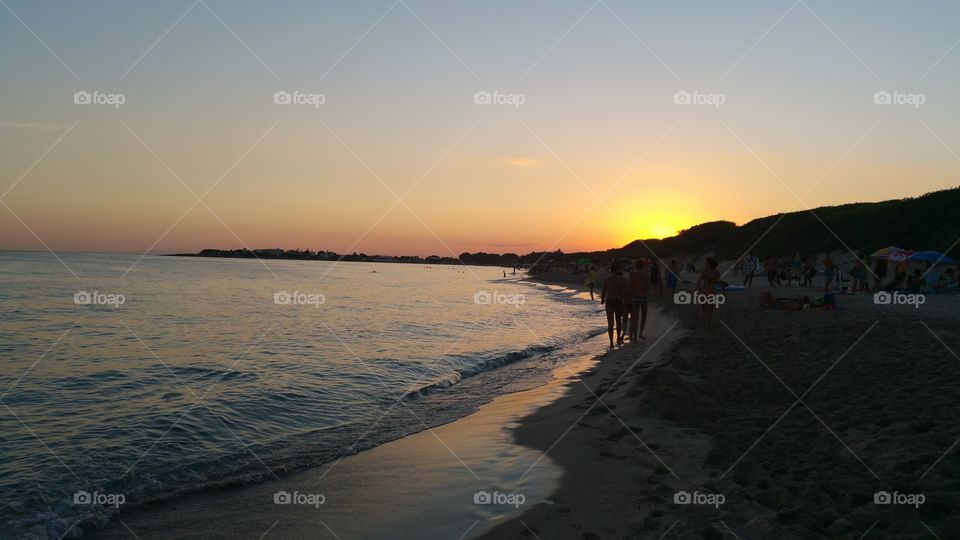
[871,246,915,261]
[908,251,957,265]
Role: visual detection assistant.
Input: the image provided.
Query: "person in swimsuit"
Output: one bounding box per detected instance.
[629,259,651,341]
[697,257,721,323]
[600,262,629,347]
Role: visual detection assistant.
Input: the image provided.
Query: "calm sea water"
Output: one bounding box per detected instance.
[0,252,600,539]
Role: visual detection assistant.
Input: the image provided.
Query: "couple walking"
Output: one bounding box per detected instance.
[599,260,650,347]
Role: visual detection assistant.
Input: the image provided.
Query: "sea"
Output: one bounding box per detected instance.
[0,252,602,539]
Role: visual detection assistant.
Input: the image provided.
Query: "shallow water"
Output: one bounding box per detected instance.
[0,252,600,539]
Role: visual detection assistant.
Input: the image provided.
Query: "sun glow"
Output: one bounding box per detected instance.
[645,223,679,239]
[613,211,695,247]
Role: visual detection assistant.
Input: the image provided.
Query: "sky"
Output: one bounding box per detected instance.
[1,0,958,256]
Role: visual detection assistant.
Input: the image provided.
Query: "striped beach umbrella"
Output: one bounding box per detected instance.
[870,246,915,261]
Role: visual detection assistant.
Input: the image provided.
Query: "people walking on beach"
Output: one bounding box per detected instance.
[628,259,650,341]
[600,263,629,347]
[584,265,598,301]
[743,252,759,287]
[697,257,721,324]
[822,253,835,291]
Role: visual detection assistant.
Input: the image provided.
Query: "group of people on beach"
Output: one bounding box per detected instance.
[596,260,651,348]
[852,255,956,293]
[577,249,959,348]
[738,251,958,294]
[738,251,837,291]
[589,258,711,348]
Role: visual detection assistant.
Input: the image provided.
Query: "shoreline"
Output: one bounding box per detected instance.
[87,279,608,539]
[90,338,607,539]
[479,274,693,539]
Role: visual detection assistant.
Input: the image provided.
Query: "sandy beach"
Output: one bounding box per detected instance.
[482,271,960,539]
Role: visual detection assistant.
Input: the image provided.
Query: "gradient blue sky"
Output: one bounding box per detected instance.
[1,0,958,255]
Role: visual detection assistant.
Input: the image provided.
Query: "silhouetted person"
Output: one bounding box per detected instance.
[628,259,650,341]
[601,263,629,347]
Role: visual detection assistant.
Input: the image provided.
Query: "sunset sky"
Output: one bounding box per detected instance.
[1,0,959,256]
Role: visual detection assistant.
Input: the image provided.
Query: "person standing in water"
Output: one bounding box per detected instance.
[584,265,598,301]
[629,259,651,341]
[600,262,629,347]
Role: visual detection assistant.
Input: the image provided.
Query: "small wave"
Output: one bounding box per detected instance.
[167,365,257,381]
[402,332,601,399]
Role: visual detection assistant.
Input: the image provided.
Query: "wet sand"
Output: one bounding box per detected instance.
[91,345,604,539]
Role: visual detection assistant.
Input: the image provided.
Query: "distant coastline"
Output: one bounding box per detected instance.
[169,248,552,267]
[170,187,960,271]
[168,248,469,265]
